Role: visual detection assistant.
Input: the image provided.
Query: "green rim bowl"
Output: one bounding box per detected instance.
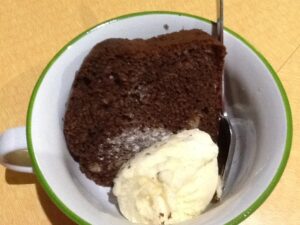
[26,11,292,225]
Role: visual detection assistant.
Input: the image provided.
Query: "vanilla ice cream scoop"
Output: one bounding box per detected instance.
[113,129,220,225]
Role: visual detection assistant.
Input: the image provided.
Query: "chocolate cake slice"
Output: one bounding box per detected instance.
[64,29,226,186]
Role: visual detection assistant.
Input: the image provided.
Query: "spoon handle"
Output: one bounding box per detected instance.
[217,0,224,43]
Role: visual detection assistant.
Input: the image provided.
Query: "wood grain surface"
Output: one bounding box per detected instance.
[0,0,299,224]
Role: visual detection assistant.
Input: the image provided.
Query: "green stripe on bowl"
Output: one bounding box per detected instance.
[26,11,293,225]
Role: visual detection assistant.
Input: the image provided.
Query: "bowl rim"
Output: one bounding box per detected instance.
[26,11,293,225]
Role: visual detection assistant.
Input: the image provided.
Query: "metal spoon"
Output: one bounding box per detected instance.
[216,0,236,192]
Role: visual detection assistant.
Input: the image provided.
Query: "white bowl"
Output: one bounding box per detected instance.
[26,12,292,225]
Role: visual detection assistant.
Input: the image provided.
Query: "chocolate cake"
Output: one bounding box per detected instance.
[64,29,226,186]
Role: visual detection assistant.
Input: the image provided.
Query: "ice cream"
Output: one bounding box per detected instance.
[113,129,220,225]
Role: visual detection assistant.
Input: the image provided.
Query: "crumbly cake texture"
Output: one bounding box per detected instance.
[64,29,226,186]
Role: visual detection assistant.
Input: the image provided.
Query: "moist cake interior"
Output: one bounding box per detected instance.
[64,29,226,186]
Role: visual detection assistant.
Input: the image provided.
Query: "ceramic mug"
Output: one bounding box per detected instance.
[0,12,292,225]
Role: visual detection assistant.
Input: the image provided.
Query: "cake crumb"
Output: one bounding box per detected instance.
[88,163,102,173]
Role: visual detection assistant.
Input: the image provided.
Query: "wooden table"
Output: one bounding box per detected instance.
[0,0,299,224]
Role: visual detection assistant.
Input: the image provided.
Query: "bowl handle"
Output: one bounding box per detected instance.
[0,126,33,173]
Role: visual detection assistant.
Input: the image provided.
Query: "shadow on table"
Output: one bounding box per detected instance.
[5,169,36,184]
[5,170,75,225]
